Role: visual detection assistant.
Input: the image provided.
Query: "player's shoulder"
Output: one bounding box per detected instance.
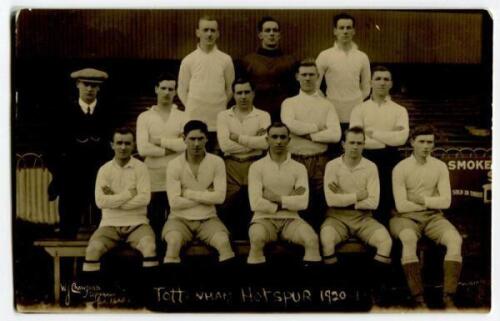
[137,106,155,119]
[206,152,225,165]
[388,99,408,112]
[428,155,448,169]
[252,107,271,118]
[181,49,197,62]
[99,159,115,172]
[216,48,233,62]
[361,157,378,170]
[217,107,233,118]
[326,156,343,168]
[288,157,308,172]
[282,94,300,106]
[394,156,413,171]
[249,156,266,173]
[168,153,185,168]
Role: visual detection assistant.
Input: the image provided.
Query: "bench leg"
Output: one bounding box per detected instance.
[54,256,60,303]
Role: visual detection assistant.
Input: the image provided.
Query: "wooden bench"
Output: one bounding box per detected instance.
[34,238,89,302]
[34,237,368,303]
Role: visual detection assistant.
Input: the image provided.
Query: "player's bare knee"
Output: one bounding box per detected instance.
[370,228,393,255]
[249,225,267,245]
[301,230,320,250]
[320,226,340,247]
[86,240,106,259]
[441,229,463,262]
[441,229,462,248]
[398,228,418,247]
[211,231,230,248]
[164,231,183,247]
[136,236,156,257]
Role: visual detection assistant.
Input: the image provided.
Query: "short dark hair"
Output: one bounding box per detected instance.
[154,72,177,88]
[113,126,135,140]
[344,126,365,141]
[232,77,255,92]
[333,13,355,28]
[371,65,392,78]
[183,120,209,138]
[258,16,280,32]
[198,15,218,28]
[266,122,290,136]
[410,124,435,140]
[296,58,318,74]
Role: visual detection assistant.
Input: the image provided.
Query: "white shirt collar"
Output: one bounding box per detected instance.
[264,152,292,165]
[298,90,321,98]
[197,44,218,54]
[112,157,135,169]
[370,95,392,105]
[79,98,97,115]
[229,105,258,118]
[333,41,358,52]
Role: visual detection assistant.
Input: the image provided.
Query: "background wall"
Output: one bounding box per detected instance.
[15,9,484,63]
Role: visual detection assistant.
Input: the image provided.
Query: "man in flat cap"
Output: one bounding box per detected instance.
[46,68,114,238]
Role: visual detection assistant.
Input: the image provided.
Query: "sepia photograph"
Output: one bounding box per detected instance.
[10,7,492,314]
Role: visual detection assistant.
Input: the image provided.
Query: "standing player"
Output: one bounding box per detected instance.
[247,122,321,265]
[162,121,235,263]
[83,127,157,273]
[241,16,297,121]
[320,126,392,304]
[45,68,112,238]
[178,15,235,151]
[136,73,188,248]
[349,66,409,223]
[390,125,462,309]
[217,78,271,239]
[281,58,341,228]
[316,13,371,131]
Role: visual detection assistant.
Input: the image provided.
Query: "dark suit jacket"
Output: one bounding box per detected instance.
[45,98,114,198]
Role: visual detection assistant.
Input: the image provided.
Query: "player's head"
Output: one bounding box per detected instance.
[296,58,319,94]
[342,126,365,159]
[197,15,219,47]
[183,120,209,157]
[232,78,255,110]
[258,16,281,49]
[371,65,393,98]
[410,124,435,159]
[333,13,355,44]
[266,122,290,154]
[111,126,135,162]
[154,72,177,105]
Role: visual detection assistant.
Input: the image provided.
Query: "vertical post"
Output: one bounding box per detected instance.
[54,256,61,303]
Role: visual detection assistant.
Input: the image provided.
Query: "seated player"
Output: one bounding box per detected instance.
[390,124,463,309]
[162,120,235,263]
[83,127,157,273]
[320,126,392,304]
[247,122,322,265]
